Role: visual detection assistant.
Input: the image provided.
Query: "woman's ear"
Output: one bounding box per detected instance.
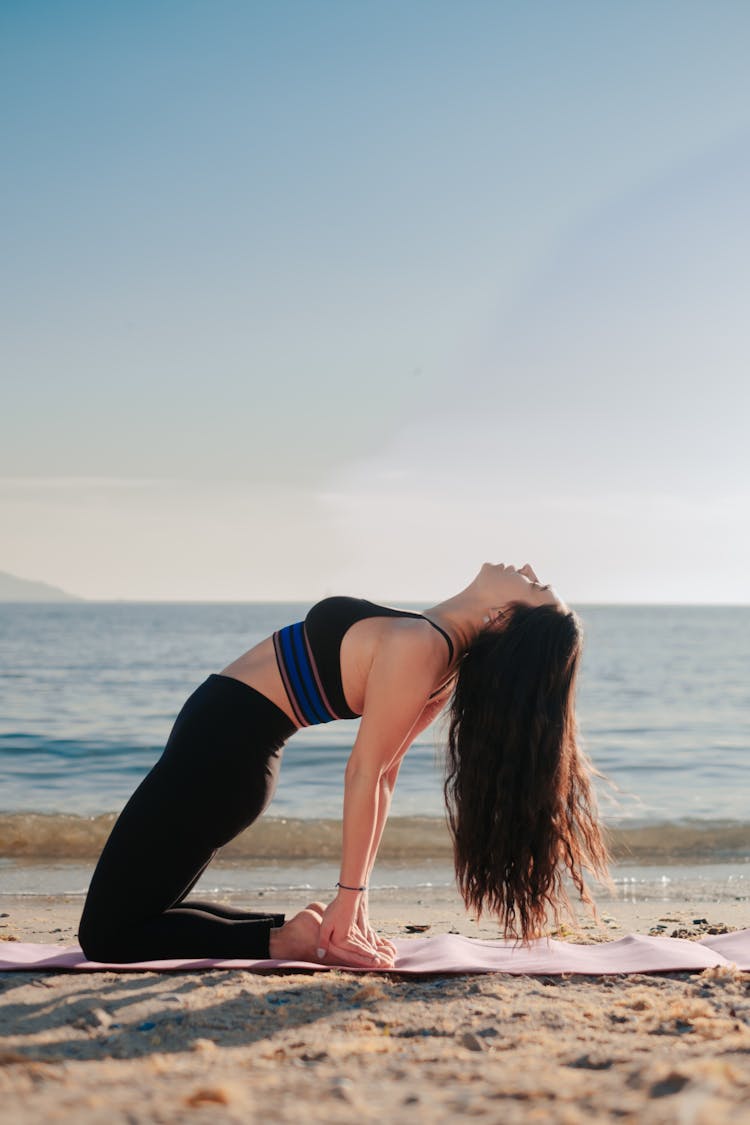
[484,606,511,630]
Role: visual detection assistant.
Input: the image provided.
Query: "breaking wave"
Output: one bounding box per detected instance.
[1,813,749,864]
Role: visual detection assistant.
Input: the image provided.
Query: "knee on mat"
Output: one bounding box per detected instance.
[78,906,126,963]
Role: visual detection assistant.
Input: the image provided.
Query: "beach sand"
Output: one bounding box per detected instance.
[2,885,750,1123]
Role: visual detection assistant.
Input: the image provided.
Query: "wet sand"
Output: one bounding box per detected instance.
[2,886,750,1123]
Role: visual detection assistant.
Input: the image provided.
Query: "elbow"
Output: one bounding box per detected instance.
[344,758,386,788]
[380,766,399,797]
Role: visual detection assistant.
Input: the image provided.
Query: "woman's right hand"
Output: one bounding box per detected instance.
[356,895,397,961]
[317,894,393,968]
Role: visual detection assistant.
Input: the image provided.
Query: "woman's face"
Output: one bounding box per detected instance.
[480,561,566,613]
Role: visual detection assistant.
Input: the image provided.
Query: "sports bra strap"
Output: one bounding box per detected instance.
[421,616,454,663]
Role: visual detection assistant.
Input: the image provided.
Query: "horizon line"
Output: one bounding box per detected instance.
[2,598,750,609]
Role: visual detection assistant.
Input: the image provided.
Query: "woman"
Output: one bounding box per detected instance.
[79,562,608,967]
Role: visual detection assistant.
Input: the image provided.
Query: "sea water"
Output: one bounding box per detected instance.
[1,603,749,896]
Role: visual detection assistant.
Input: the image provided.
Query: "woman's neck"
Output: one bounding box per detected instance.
[424,577,493,657]
[424,563,565,656]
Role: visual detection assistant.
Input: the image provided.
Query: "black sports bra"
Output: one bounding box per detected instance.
[272,596,454,727]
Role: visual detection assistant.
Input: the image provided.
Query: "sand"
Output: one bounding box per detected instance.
[1,886,750,1124]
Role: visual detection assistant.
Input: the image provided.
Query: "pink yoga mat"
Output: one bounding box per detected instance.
[2,930,749,975]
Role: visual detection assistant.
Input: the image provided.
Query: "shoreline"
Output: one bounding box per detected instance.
[2,855,749,904]
[2,880,749,946]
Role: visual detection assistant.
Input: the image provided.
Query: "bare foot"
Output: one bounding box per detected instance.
[268,907,323,962]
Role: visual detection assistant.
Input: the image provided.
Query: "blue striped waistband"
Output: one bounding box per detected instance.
[272,621,341,727]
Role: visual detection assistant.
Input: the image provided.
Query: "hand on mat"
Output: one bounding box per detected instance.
[357,896,397,960]
[317,896,395,968]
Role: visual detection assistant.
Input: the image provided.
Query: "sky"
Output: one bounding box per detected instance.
[2,1,749,602]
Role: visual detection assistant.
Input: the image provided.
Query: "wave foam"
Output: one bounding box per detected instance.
[1,814,749,863]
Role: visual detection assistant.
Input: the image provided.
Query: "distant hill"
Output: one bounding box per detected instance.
[0,571,82,602]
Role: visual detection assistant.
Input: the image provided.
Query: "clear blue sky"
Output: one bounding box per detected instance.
[2,1,749,601]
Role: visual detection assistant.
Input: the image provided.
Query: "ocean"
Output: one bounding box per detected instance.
[1,603,749,899]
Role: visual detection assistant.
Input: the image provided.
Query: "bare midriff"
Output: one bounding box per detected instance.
[220,637,301,728]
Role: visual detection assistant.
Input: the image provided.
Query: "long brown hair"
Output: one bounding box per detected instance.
[444,602,609,941]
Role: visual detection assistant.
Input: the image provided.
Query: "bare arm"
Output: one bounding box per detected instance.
[364,682,455,882]
[354,685,454,955]
[317,630,447,966]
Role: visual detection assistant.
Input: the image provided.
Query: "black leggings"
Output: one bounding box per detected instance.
[78,674,296,962]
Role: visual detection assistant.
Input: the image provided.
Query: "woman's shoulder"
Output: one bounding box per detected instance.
[305,596,383,630]
[307,595,369,614]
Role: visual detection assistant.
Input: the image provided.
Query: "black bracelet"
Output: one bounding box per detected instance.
[336,881,367,892]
